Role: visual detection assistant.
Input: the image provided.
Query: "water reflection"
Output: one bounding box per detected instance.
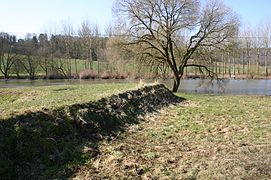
[161,79,271,95]
[1,79,271,95]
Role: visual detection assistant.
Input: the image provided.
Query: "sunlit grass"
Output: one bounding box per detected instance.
[0,83,137,119]
[1,83,270,178]
[76,93,271,179]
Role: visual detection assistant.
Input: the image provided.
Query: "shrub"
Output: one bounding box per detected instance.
[79,69,98,79]
[114,72,127,79]
[100,71,112,79]
[46,71,65,79]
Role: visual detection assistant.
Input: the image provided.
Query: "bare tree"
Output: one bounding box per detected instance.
[252,29,261,77]
[19,35,40,79]
[106,33,138,77]
[78,20,93,69]
[114,0,239,92]
[241,27,254,78]
[0,33,17,79]
[261,20,271,78]
[61,21,74,77]
[38,33,51,76]
[92,24,102,75]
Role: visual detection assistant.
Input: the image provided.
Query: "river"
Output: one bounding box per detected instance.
[0,79,271,95]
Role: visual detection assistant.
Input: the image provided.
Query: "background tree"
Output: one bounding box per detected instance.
[114,0,239,92]
[106,32,138,77]
[18,35,40,79]
[241,27,254,78]
[61,22,74,77]
[38,33,51,76]
[261,20,271,78]
[78,21,94,70]
[0,32,17,79]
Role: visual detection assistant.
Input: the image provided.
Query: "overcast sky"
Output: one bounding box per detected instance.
[0,0,270,37]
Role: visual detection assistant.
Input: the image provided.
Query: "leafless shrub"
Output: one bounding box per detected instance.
[79,69,98,79]
[46,71,65,79]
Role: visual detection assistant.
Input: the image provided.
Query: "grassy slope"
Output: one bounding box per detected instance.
[75,93,271,179]
[0,83,137,119]
[0,83,141,178]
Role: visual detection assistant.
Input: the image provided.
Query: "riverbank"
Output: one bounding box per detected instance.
[0,71,128,80]
[2,78,271,95]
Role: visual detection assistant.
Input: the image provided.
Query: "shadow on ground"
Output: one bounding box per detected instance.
[0,84,185,179]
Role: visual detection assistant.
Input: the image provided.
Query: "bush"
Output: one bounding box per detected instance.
[46,71,65,79]
[100,71,112,79]
[114,72,127,79]
[79,69,98,79]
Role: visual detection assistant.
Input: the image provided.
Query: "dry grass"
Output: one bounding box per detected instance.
[74,94,271,179]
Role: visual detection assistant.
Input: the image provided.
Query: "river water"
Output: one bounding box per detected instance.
[171,79,271,95]
[0,79,271,95]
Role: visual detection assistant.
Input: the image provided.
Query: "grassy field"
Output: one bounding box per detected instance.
[0,83,137,119]
[75,93,271,179]
[0,84,270,179]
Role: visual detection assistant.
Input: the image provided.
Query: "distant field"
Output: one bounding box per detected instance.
[0,58,118,78]
[2,57,271,79]
[0,83,137,119]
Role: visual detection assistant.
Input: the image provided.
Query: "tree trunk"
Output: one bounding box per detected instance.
[223,53,226,78]
[265,53,268,78]
[257,49,260,77]
[172,76,180,93]
[97,59,100,77]
[242,50,245,75]
[228,52,231,78]
[45,58,48,76]
[74,59,78,74]
[4,71,8,79]
[233,56,235,78]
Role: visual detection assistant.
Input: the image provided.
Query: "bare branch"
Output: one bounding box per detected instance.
[114,0,239,92]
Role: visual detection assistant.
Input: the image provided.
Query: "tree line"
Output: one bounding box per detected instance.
[0,22,108,79]
[1,0,271,91]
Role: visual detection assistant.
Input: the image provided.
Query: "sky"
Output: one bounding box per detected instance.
[223,0,271,27]
[0,0,271,37]
[0,0,115,37]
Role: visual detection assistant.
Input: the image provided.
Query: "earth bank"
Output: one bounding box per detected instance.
[0,84,183,179]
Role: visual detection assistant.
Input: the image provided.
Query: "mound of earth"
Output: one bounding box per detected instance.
[0,84,184,179]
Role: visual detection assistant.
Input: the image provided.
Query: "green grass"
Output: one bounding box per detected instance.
[0,83,137,119]
[75,93,271,179]
[0,82,141,179]
[1,83,270,179]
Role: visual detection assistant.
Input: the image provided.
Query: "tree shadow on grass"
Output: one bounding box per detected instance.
[0,84,185,179]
